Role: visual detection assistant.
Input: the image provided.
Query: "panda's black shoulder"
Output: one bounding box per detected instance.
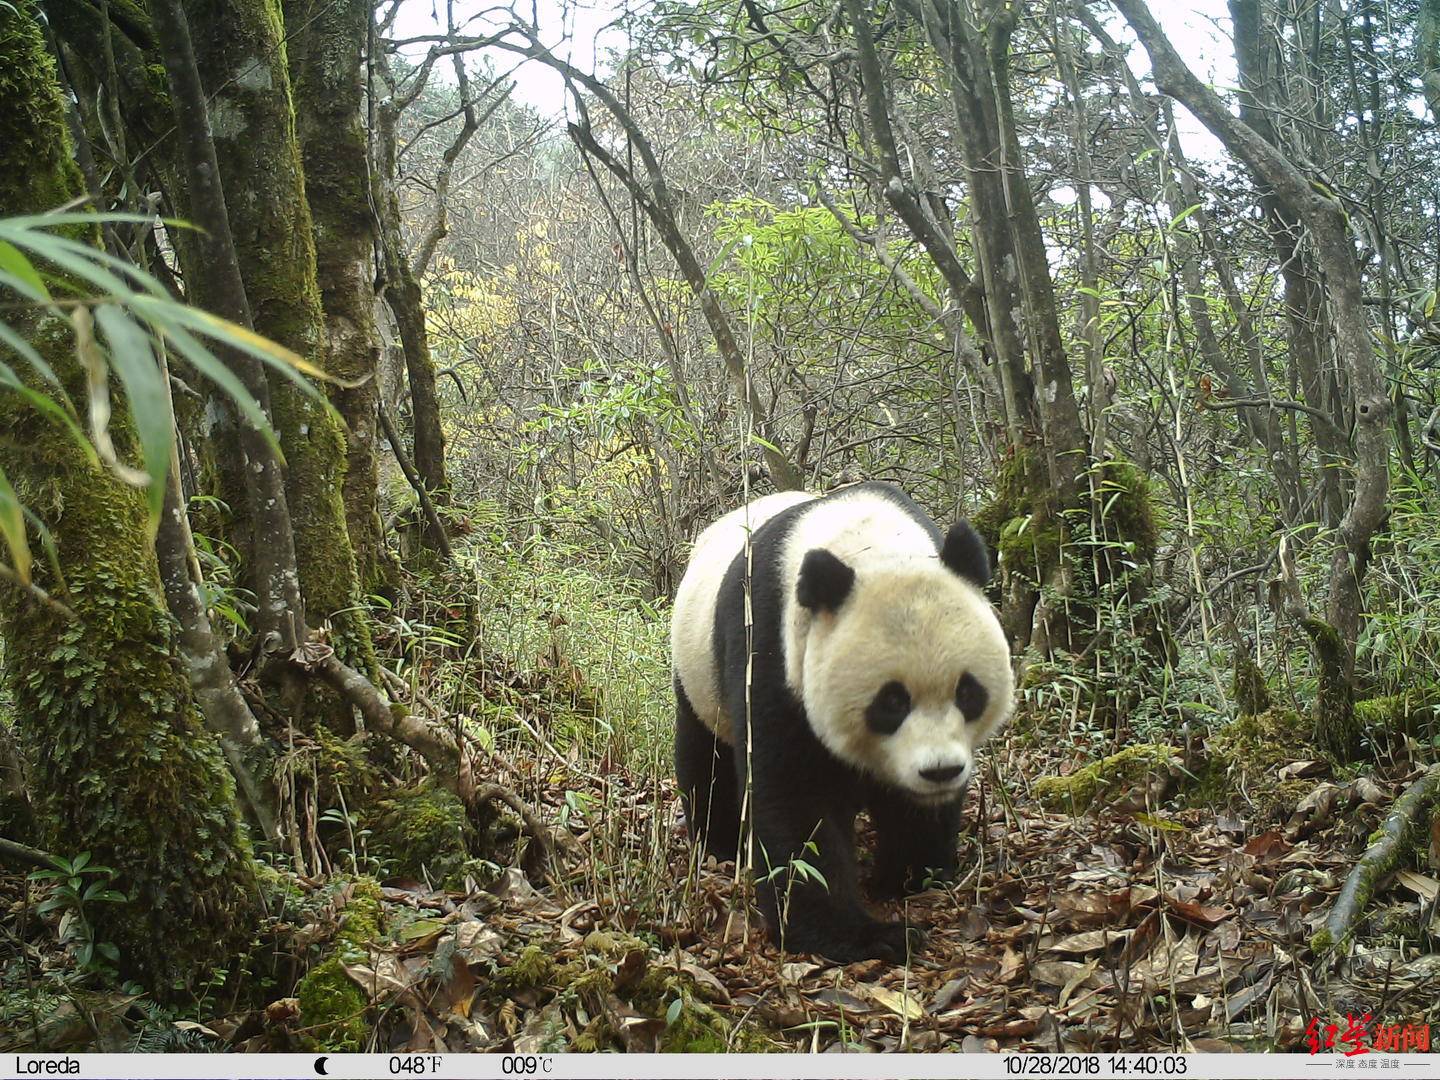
[822,481,943,547]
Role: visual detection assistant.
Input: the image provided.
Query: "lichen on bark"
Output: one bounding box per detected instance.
[0,3,258,993]
[284,0,397,597]
[182,0,376,676]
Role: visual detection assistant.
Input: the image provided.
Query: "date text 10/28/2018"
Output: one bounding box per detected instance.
[1004,1056,1188,1076]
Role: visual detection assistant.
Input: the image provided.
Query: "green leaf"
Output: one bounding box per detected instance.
[140,299,332,391]
[665,997,684,1025]
[0,239,50,301]
[0,462,31,584]
[0,315,64,388]
[94,304,171,527]
[1133,812,1186,833]
[160,324,283,461]
[1167,203,1203,230]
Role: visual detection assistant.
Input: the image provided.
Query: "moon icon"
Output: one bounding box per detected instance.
[314,1056,330,1076]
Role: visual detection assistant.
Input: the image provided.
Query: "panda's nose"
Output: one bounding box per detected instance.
[920,763,965,783]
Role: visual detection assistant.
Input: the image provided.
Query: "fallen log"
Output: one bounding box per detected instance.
[1313,762,1440,958]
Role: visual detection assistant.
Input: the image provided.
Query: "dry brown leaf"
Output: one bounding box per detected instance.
[1044,928,1131,954]
[868,984,924,1021]
[1396,869,1440,902]
[1240,830,1291,861]
[1164,896,1235,929]
[780,961,821,982]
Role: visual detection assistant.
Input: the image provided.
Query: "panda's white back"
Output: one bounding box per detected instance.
[671,490,814,742]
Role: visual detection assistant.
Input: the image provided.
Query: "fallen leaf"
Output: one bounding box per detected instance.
[398,916,447,943]
[676,962,731,1004]
[1241,830,1291,861]
[452,921,502,963]
[1396,869,1439,902]
[1044,928,1131,955]
[868,984,924,1021]
[1224,966,1273,1021]
[808,986,871,1012]
[954,909,990,941]
[1164,896,1235,929]
[928,977,968,1014]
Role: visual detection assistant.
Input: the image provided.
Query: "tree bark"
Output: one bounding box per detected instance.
[151,0,307,655]
[1228,0,1344,526]
[371,38,452,516]
[286,0,396,595]
[184,0,376,671]
[0,3,258,993]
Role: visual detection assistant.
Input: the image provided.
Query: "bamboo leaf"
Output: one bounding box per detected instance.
[0,238,50,300]
[1167,203,1202,230]
[139,300,331,387]
[0,462,32,585]
[94,304,170,527]
[159,323,284,462]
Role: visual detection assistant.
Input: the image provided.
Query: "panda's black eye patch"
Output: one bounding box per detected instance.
[866,681,911,735]
[955,672,989,721]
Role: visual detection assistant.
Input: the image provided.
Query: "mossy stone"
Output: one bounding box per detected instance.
[295,877,383,1051]
[1034,743,1176,813]
[363,783,474,884]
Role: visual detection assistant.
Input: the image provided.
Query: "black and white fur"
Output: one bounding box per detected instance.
[671,482,1013,963]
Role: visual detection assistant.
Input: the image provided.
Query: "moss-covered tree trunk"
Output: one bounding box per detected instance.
[285,0,397,596]
[0,4,258,992]
[182,0,376,670]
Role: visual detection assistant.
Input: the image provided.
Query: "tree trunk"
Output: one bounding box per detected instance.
[1113,0,1391,760]
[1229,0,1344,526]
[371,45,451,517]
[286,0,397,595]
[184,0,376,670]
[0,4,258,992]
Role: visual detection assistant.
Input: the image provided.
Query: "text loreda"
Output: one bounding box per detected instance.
[14,1058,80,1075]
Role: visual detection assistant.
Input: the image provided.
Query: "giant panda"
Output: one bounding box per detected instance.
[670,482,1013,963]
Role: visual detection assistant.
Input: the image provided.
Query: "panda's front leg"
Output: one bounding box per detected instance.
[868,789,963,897]
[745,766,921,964]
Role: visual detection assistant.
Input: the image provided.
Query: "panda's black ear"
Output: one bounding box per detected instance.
[797,549,855,612]
[941,521,989,587]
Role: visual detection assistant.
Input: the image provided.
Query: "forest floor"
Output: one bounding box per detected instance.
[272,737,1432,1055]
[5,538,1439,1053]
[16,734,1430,1054]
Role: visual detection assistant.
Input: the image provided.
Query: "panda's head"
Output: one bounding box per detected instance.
[795,521,1013,803]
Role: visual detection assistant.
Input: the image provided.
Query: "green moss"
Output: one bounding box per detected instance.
[310,727,377,803]
[661,1004,729,1053]
[1232,649,1271,717]
[363,783,474,884]
[1190,708,1313,820]
[0,7,257,996]
[1354,686,1440,735]
[494,945,557,996]
[1034,743,1176,813]
[1091,458,1161,562]
[295,877,382,1051]
[974,445,1056,578]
